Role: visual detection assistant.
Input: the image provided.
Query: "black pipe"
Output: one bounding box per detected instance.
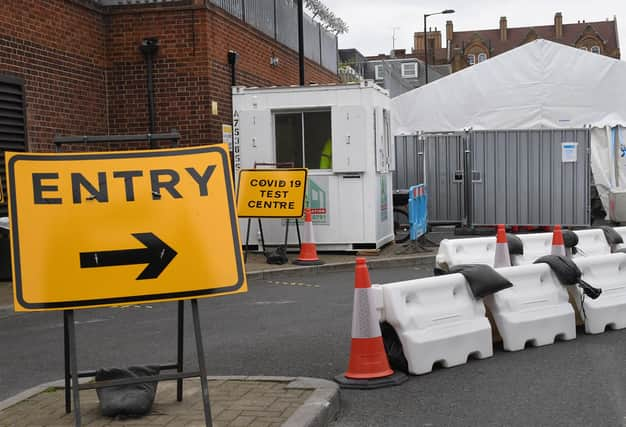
[139,37,159,146]
[228,50,238,86]
[54,130,180,147]
[297,0,305,85]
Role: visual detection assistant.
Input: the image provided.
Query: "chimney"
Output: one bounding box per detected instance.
[500,16,508,41]
[446,20,453,44]
[555,12,563,39]
[390,49,406,58]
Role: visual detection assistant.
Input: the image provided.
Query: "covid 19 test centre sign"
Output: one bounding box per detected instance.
[236,169,307,218]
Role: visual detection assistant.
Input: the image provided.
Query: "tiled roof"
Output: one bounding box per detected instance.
[366,52,421,61]
[451,19,618,55]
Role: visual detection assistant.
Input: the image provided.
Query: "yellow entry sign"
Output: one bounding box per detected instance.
[237,169,307,218]
[6,144,247,311]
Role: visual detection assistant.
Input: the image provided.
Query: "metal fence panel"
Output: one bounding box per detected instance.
[209,0,243,19]
[275,0,298,51]
[320,29,337,73]
[244,0,276,38]
[393,135,424,191]
[303,14,321,63]
[470,129,590,226]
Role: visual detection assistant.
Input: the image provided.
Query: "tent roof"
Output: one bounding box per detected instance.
[391,39,626,134]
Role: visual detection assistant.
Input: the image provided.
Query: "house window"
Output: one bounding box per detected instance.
[401,62,418,78]
[591,45,600,54]
[477,53,487,63]
[275,110,332,170]
[467,54,475,65]
[374,64,383,80]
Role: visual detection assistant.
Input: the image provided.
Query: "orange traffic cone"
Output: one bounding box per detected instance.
[494,224,511,267]
[335,258,407,389]
[551,225,566,256]
[293,208,323,266]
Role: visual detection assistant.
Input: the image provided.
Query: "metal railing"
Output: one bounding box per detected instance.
[210,0,337,73]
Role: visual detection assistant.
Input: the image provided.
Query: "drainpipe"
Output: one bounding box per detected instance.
[297,0,305,85]
[139,37,159,147]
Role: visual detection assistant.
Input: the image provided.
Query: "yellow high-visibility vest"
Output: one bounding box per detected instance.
[319,139,332,169]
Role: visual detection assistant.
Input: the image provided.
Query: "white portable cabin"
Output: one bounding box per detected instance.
[232,81,395,251]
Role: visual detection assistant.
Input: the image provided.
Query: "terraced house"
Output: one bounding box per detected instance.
[414,12,620,72]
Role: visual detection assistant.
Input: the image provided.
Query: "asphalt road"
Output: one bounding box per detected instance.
[1,265,625,426]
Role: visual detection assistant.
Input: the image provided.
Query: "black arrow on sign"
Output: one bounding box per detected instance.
[79,232,177,280]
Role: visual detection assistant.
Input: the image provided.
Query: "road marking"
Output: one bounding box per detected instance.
[253,301,296,305]
[265,280,320,288]
[111,304,153,309]
[74,318,109,325]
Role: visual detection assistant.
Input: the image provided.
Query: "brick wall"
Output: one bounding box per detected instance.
[106,3,338,146]
[0,0,339,151]
[105,4,213,147]
[0,0,108,152]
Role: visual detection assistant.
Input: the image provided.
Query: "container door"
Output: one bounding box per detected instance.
[422,134,465,224]
[331,106,366,172]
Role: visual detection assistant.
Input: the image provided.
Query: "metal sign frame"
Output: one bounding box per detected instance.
[63,300,213,427]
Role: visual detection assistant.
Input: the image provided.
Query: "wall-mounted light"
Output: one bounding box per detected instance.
[270,52,279,67]
[228,50,239,86]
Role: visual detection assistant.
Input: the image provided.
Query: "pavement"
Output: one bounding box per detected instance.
[0,241,436,427]
[244,241,436,279]
[0,377,338,427]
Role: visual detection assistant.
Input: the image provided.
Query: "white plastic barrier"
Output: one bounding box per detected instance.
[573,229,611,257]
[485,264,576,351]
[573,254,626,334]
[511,233,553,265]
[612,226,626,251]
[371,284,385,322]
[381,274,492,375]
[436,237,496,270]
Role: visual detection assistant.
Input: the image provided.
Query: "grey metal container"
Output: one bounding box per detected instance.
[393,128,591,226]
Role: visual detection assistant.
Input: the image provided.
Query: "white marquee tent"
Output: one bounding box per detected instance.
[391,39,626,215]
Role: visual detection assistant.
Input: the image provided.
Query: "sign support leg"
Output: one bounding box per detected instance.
[66,310,82,427]
[283,219,290,248]
[257,218,266,253]
[244,218,252,263]
[176,300,184,402]
[63,310,71,414]
[295,218,302,249]
[191,299,212,427]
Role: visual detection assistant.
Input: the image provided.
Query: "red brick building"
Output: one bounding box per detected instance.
[414,12,620,72]
[0,0,338,154]
[0,0,338,218]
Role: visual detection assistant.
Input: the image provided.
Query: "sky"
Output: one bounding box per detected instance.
[320,0,624,58]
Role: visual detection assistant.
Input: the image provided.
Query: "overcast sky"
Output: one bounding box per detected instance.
[321,0,624,58]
